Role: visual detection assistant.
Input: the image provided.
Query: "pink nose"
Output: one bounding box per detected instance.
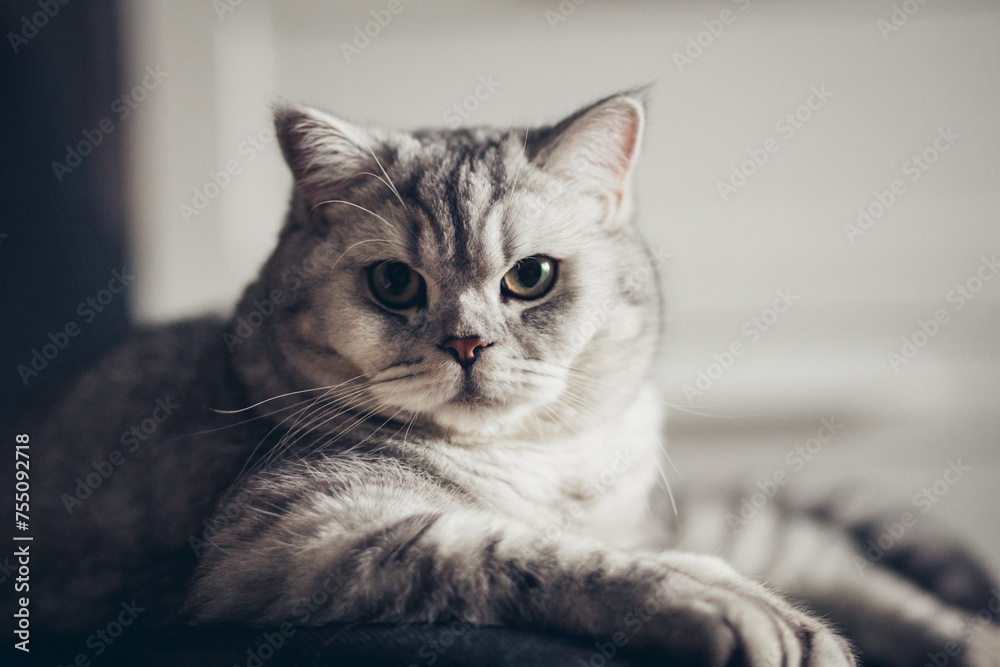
[440,336,490,368]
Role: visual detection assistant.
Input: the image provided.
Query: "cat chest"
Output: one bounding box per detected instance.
[447,432,665,550]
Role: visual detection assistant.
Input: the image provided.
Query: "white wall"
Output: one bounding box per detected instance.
[120,0,1000,419]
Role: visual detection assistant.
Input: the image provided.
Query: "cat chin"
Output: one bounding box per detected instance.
[429,401,534,437]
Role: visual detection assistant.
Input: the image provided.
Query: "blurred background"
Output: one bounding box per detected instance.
[3,1,998,571]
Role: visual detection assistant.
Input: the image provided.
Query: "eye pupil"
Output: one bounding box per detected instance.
[370,261,425,309]
[516,258,543,288]
[381,262,412,295]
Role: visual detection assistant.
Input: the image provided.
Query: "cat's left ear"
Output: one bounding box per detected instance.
[273,105,376,206]
[533,92,645,223]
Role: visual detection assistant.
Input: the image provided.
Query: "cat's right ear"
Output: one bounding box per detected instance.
[531,92,646,226]
[273,105,375,205]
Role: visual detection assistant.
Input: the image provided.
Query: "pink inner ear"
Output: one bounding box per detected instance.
[608,109,641,205]
[538,97,646,204]
[616,113,639,180]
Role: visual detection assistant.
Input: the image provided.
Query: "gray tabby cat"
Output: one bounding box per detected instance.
[21,92,1000,665]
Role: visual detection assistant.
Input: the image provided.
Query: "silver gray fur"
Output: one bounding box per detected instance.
[17,92,1000,666]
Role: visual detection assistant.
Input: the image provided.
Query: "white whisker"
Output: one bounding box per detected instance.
[355,136,405,208]
[355,170,405,208]
[311,199,397,233]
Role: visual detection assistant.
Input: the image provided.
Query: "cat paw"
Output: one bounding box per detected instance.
[636,561,857,666]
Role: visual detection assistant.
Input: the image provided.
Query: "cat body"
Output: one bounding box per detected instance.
[16,92,1000,666]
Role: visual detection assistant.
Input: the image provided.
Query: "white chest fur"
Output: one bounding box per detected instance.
[429,383,668,552]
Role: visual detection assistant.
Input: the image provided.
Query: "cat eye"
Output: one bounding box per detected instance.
[501,255,557,300]
[369,261,426,309]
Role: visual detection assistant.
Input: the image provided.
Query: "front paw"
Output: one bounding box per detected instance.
[634,562,856,666]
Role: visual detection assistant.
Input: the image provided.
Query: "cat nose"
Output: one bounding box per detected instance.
[439,336,490,369]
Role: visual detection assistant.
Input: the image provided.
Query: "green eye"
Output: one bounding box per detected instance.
[369,261,426,309]
[501,256,557,300]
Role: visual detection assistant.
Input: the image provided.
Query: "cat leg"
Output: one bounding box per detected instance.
[186,469,855,666]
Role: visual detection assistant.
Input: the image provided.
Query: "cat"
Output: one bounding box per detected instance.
[14,90,1000,666]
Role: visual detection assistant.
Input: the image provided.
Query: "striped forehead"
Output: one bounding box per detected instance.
[397,139,512,283]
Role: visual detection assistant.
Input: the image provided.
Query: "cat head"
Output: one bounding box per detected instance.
[233,92,662,439]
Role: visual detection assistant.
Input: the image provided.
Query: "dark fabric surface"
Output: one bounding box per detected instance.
[12,624,664,666]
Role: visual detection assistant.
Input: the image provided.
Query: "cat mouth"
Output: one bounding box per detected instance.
[449,385,487,406]
[447,376,496,407]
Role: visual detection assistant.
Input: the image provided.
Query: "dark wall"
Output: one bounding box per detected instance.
[1,0,130,423]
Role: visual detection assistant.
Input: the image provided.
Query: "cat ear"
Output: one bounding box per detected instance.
[273,105,375,203]
[533,93,645,220]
